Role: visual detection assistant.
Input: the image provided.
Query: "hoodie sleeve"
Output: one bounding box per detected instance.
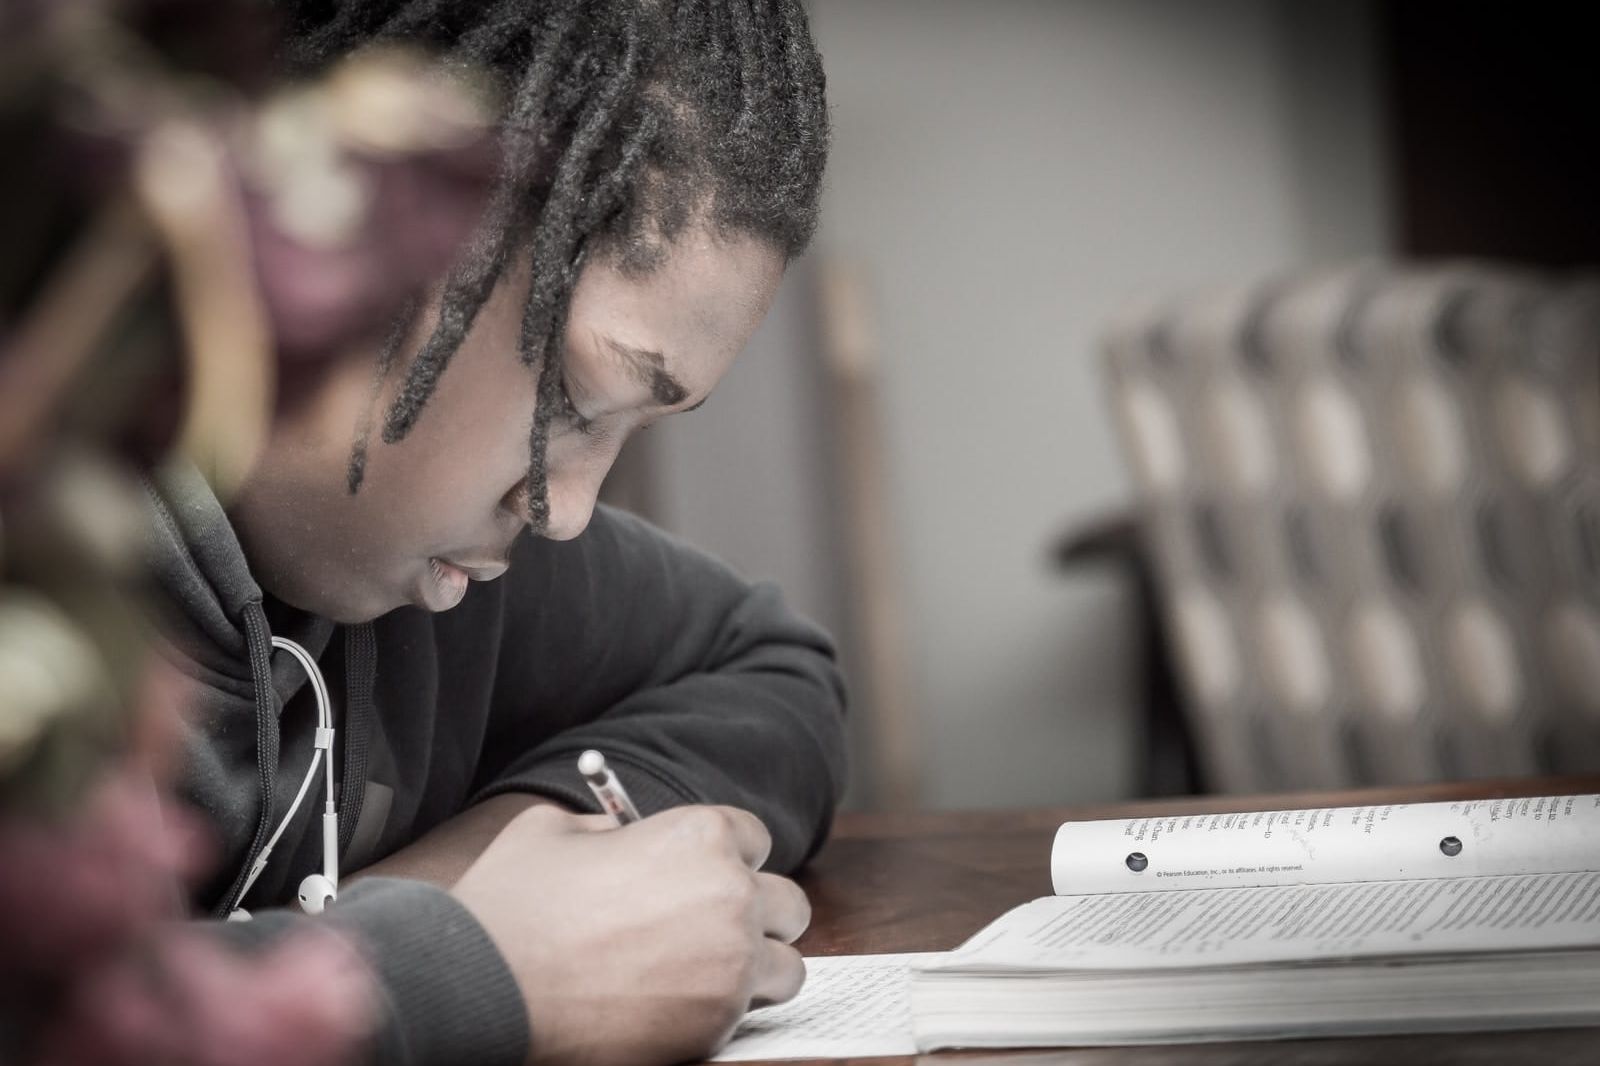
[214,878,528,1066]
[468,506,849,873]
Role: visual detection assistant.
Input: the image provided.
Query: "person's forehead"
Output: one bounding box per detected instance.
[595,232,779,318]
[574,232,783,383]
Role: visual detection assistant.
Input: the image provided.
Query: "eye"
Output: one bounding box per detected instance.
[559,381,600,437]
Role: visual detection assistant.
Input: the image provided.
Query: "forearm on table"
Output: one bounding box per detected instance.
[345,793,567,889]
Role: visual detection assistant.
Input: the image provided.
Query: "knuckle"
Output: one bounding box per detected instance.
[728,807,773,846]
[713,868,759,914]
[773,872,807,907]
[673,805,735,847]
[758,873,810,937]
[787,881,813,931]
[672,806,752,857]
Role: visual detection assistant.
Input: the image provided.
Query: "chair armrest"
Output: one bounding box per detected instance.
[1050,507,1141,571]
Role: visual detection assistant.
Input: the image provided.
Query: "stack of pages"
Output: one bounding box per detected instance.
[715,794,1600,1059]
[911,794,1600,1048]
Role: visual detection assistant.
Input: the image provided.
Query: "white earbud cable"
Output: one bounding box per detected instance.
[231,636,339,914]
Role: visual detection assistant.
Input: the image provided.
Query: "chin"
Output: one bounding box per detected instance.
[342,585,418,624]
[322,599,398,625]
[272,575,400,626]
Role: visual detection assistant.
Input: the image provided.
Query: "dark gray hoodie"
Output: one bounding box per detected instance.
[143,463,848,1065]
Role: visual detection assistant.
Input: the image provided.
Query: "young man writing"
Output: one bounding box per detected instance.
[151,2,845,1062]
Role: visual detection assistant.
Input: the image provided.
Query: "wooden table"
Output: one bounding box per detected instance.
[785,777,1600,1066]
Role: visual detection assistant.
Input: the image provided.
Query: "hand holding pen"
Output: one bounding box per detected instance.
[446,746,811,1063]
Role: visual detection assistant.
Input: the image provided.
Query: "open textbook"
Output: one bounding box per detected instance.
[913,793,1600,1048]
[716,794,1600,1059]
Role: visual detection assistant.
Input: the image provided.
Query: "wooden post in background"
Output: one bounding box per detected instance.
[817,259,922,811]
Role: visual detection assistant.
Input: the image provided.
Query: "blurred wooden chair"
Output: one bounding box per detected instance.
[1087,264,1600,793]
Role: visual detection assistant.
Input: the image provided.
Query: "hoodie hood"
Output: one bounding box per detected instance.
[144,461,266,683]
[142,461,349,914]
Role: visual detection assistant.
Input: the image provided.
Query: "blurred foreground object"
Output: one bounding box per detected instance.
[1,1,494,1061]
[1097,263,1600,793]
[1,0,494,807]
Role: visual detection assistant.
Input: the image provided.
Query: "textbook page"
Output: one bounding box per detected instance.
[712,953,933,1061]
[1051,794,1600,895]
[925,869,1600,973]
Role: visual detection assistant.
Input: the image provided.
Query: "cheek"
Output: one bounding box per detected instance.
[358,378,536,551]
[418,419,527,512]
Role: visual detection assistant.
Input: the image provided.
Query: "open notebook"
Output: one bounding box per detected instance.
[717,794,1600,1058]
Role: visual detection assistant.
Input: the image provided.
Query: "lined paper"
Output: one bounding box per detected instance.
[712,953,938,1061]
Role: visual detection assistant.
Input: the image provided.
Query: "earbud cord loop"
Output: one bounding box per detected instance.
[233,636,338,913]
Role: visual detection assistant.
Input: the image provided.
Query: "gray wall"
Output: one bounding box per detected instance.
[646,0,1391,810]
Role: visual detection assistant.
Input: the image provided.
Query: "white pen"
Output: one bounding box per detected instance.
[577,749,642,826]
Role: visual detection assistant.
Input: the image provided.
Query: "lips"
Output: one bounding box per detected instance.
[439,557,510,582]
[416,557,470,612]
[411,553,510,613]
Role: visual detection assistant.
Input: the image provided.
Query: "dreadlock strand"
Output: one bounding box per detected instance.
[373,0,454,43]
[516,13,647,367]
[378,197,518,442]
[581,108,661,233]
[519,107,655,465]
[384,1,625,444]
[498,3,583,175]
[291,0,393,65]
[456,0,544,71]
[517,96,660,526]
[378,3,588,443]
[726,0,760,136]
[520,320,567,532]
[515,11,654,526]
[347,295,421,492]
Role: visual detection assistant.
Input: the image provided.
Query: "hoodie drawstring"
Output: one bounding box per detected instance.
[216,599,281,918]
[338,622,377,852]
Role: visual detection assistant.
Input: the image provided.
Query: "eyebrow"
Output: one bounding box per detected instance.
[599,334,697,409]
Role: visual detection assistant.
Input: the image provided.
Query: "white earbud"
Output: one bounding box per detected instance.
[297,873,338,915]
[297,808,342,915]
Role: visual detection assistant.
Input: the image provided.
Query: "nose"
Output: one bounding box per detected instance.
[501,450,613,541]
[541,469,603,541]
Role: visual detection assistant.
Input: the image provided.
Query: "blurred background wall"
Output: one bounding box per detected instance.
[805,0,1389,811]
[602,0,1596,810]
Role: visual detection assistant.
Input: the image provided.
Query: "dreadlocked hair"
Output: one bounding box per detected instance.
[277,0,829,531]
